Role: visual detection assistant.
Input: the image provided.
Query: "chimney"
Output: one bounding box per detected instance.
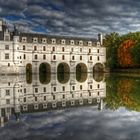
[98,33,103,46]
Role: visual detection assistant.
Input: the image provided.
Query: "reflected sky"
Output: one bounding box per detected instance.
[1,106,140,140]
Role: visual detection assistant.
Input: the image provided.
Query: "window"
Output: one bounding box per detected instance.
[90,56,92,60]
[90,85,92,89]
[43,46,46,51]
[52,47,55,51]
[44,87,46,92]
[53,95,55,100]
[89,92,91,96]
[53,55,56,60]
[23,45,25,50]
[5,45,9,50]
[79,41,83,45]
[5,35,10,41]
[23,54,26,59]
[5,53,9,59]
[8,63,10,67]
[33,37,38,43]
[71,48,74,52]
[35,54,37,59]
[80,85,82,90]
[43,54,46,60]
[62,47,65,52]
[98,92,100,96]
[80,56,82,60]
[35,97,37,101]
[6,99,10,104]
[24,88,26,93]
[22,37,27,42]
[70,40,74,45]
[62,55,65,60]
[72,86,75,90]
[53,87,56,91]
[34,46,37,51]
[44,96,46,101]
[97,84,100,88]
[42,38,46,43]
[5,90,10,96]
[52,39,56,44]
[35,88,38,93]
[62,86,65,91]
[97,49,99,53]
[61,39,65,44]
[63,95,65,99]
[72,56,75,60]
[80,48,82,52]
[24,97,26,102]
[97,56,100,61]
[89,49,91,53]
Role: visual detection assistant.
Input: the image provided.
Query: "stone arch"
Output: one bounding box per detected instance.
[39,63,51,84]
[57,63,70,84]
[76,63,87,82]
[93,63,104,72]
[26,63,32,84]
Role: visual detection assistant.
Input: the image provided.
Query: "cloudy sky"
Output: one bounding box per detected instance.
[0,0,140,37]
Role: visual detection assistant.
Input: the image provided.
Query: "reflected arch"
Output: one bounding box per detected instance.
[76,63,87,82]
[39,63,51,84]
[93,72,105,82]
[57,63,70,84]
[26,63,32,84]
[93,63,104,72]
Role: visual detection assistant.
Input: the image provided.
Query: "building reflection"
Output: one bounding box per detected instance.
[0,73,106,127]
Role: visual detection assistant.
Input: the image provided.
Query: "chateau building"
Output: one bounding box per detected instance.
[0,19,106,74]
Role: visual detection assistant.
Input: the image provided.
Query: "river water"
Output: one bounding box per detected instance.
[0,73,140,140]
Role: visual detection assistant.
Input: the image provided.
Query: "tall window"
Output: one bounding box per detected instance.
[72,56,75,60]
[89,49,91,53]
[35,54,37,59]
[34,46,37,51]
[80,56,82,60]
[52,47,55,51]
[5,53,9,59]
[90,56,92,60]
[62,47,65,52]
[5,45,9,50]
[53,55,56,60]
[43,46,46,51]
[43,54,46,60]
[23,45,25,50]
[5,90,10,96]
[23,54,26,59]
[62,55,65,60]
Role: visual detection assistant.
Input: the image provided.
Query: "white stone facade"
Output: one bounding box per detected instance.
[0,19,106,74]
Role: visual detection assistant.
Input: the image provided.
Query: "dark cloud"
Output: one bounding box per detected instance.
[0,0,140,37]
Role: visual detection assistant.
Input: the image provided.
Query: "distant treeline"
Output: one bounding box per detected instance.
[104,32,140,70]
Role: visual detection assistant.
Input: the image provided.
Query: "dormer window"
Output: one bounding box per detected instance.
[22,37,27,42]
[52,38,56,44]
[61,39,65,44]
[97,42,100,47]
[88,41,92,46]
[5,35,10,41]
[79,40,83,46]
[33,37,38,43]
[42,38,47,43]
[70,40,74,45]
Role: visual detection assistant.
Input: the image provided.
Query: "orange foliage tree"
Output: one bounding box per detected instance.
[117,40,135,67]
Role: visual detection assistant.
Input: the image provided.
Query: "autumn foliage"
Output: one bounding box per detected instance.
[117,40,135,67]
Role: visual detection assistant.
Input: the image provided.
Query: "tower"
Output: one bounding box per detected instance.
[98,33,103,46]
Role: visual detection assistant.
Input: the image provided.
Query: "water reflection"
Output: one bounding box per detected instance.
[0,73,106,127]
[106,74,140,111]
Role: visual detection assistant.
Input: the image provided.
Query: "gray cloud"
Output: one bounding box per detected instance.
[0,0,140,37]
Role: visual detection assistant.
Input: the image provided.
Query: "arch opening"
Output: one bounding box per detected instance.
[76,63,87,82]
[57,63,70,84]
[26,63,32,84]
[39,63,51,84]
[93,63,104,72]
